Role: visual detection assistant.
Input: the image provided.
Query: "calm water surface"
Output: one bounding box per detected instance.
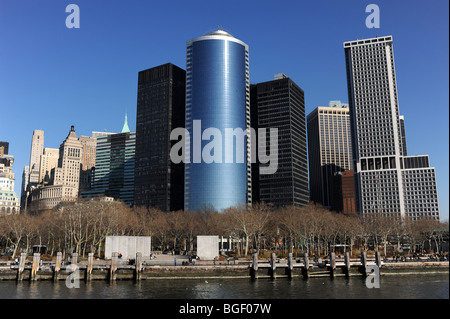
[0,274,448,299]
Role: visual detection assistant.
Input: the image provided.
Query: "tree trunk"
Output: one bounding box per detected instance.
[11,238,21,259]
[244,235,249,257]
[26,236,30,256]
[434,237,439,255]
[350,238,354,257]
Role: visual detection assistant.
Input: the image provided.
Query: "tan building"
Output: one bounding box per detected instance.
[0,151,20,215]
[78,135,97,191]
[307,101,353,208]
[30,126,83,212]
[53,126,83,190]
[79,136,97,170]
[39,148,59,184]
[30,184,78,212]
[28,130,44,186]
[0,145,6,157]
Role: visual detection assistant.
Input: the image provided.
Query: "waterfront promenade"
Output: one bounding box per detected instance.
[0,251,448,282]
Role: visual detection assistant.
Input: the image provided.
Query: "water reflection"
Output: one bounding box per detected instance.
[0,274,447,299]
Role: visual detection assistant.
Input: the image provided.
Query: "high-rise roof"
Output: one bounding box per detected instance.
[187,28,248,49]
[121,113,130,133]
[204,30,233,37]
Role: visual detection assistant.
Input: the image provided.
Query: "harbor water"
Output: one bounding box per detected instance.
[0,273,447,299]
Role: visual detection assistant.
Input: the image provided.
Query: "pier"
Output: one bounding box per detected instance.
[249,252,374,279]
[0,251,448,282]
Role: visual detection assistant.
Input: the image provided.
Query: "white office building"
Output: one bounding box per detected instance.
[344,36,440,220]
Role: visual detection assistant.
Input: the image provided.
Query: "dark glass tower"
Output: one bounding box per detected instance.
[184,30,251,211]
[250,74,309,207]
[134,63,186,212]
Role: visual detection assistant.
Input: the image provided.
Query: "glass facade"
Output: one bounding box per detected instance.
[185,31,250,211]
[82,131,135,206]
[251,77,309,208]
[134,63,185,211]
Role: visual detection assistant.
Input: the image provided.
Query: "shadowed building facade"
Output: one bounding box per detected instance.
[307,101,353,209]
[251,74,309,208]
[134,63,186,212]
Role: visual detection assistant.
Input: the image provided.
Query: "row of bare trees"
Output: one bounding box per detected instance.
[0,200,448,259]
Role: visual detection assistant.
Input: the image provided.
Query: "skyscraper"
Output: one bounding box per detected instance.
[251,74,309,208]
[83,116,135,205]
[344,36,439,220]
[21,130,44,210]
[53,126,83,192]
[78,135,97,192]
[28,130,44,187]
[307,101,353,208]
[134,63,186,212]
[0,145,20,215]
[38,148,59,184]
[185,30,251,211]
[20,166,29,209]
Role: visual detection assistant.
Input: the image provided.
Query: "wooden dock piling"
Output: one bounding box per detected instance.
[86,253,94,281]
[330,252,336,278]
[17,253,27,281]
[375,251,382,268]
[31,253,40,281]
[344,252,350,276]
[110,252,118,281]
[286,253,293,278]
[250,253,258,279]
[303,253,309,278]
[71,253,78,268]
[269,253,276,279]
[361,251,367,276]
[135,252,142,281]
[53,252,62,281]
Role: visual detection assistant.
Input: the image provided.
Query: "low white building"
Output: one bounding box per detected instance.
[196,235,219,260]
[105,236,151,259]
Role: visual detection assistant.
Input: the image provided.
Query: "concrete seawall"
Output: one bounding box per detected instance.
[0,252,448,281]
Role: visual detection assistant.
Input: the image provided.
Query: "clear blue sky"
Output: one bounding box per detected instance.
[0,0,448,220]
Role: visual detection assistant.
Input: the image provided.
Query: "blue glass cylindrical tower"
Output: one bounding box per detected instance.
[185,30,250,211]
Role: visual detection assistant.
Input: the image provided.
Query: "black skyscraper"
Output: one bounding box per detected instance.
[250,74,309,207]
[134,63,186,211]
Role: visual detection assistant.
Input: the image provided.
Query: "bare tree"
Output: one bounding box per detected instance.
[224,205,256,257]
[166,210,186,253]
[3,214,29,258]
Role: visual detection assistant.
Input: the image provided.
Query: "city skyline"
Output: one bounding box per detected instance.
[0,1,448,219]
